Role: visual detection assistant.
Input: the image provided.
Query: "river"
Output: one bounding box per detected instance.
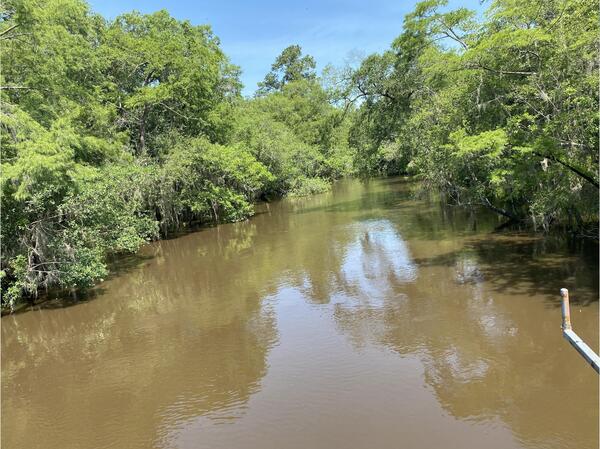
[2,178,598,449]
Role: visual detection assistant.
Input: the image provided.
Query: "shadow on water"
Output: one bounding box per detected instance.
[6,250,157,315]
[414,233,599,306]
[5,205,276,316]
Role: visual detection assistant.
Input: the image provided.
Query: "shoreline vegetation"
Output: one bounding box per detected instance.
[1,0,598,311]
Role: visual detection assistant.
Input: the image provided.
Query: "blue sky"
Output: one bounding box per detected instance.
[89,0,483,96]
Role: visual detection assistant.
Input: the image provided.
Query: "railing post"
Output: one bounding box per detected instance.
[560,288,572,331]
[559,288,600,374]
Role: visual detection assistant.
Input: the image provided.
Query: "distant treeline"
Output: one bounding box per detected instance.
[1,0,598,308]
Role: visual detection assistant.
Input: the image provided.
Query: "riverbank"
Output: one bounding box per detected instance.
[5,175,598,316]
[1,177,335,314]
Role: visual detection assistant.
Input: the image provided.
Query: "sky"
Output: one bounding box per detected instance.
[88,0,483,96]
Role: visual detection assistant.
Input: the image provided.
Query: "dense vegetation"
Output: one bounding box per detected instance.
[343,0,598,231]
[0,0,353,308]
[1,0,598,309]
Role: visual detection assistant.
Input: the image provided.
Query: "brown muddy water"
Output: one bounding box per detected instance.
[2,178,598,449]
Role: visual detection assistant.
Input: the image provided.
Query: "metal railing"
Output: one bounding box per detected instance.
[560,288,600,374]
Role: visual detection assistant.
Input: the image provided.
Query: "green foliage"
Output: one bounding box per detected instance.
[160,138,273,224]
[0,1,354,308]
[257,45,317,95]
[233,78,354,194]
[5,0,594,309]
[101,10,240,153]
[348,0,598,229]
[289,177,331,197]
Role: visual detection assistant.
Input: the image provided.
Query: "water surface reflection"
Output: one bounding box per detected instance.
[2,178,598,449]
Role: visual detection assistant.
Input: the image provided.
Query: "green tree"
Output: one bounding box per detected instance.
[257,45,316,94]
[348,0,598,230]
[102,10,241,155]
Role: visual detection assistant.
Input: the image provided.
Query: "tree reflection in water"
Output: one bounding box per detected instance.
[2,178,598,449]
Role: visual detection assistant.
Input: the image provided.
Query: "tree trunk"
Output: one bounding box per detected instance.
[534,152,599,189]
[138,105,148,155]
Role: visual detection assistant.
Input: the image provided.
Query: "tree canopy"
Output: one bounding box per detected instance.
[346,0,598,230]
[0,1,352,309]
[257,45,317,94]
[1,0,597,310]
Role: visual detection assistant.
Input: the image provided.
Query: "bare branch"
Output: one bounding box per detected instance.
[0,24,19,37]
